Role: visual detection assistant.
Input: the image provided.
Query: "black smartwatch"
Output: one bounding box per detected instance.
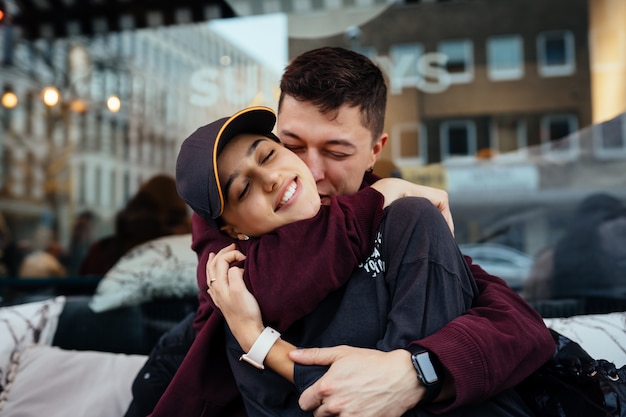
[407,345,443,405]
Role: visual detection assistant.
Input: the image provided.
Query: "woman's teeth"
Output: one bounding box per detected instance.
[278,181,297,209]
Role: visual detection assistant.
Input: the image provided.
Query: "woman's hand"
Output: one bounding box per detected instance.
[207,244,297,382]
[206,243,264,351]
[371,178,454,235]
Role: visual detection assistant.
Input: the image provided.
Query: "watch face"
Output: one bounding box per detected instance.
[415,352,439,384]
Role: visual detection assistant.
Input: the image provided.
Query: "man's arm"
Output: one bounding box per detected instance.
[291,257,554,416]
[418,256,555,411]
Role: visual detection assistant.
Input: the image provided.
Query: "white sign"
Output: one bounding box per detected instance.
[189,65,278,107]
[446,165,539,193]
[189,46,453,108]
[375,52,451,94]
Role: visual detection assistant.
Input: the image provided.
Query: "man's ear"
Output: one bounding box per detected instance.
[371,132,388,165]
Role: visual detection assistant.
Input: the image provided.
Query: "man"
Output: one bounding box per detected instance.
[267,46,554,416]
[131,47,554,417]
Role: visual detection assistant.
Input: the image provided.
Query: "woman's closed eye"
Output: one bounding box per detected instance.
[237,150,274,201]
[237,181,251,201]
[260,149,274,164]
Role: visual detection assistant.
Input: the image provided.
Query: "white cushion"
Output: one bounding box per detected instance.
[89,234,198,312]
[544,311,626,367]
[0,296,66,409]
[0,344,147,417]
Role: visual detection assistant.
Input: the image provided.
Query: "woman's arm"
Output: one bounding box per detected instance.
[194,179,453,333]
[206,246,296,381]
[192,186,384,332]
[371,178,454,234]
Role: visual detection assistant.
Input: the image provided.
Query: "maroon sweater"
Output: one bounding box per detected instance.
[150,179,554,416]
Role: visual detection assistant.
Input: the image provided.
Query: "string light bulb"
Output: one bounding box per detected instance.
[1,91,18,109]
[106,95,121,113]
[42,86,61,107]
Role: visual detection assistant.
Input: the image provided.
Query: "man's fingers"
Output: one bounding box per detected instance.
[443,212,455,236]
[289,346,343,366]
[298,387,325,413]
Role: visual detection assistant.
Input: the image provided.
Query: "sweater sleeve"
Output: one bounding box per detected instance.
[191,186,385,332]
[416,255,555,412]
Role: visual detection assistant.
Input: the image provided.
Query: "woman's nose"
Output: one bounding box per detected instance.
[260,168,279,192]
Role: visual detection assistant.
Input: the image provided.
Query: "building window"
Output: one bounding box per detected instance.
[94,166,102,206]
[438,39,473,83]
[440,120,477,161]
[487,35,524,81]
[540,114,579,160]
[110,170,116,208]
[391,121,427,166]
[77,163,86,205]
[593,113,626,159]
[537,31,575,77]
[388,43,424,93]
[123,171,131,202]
[490,117,527,159]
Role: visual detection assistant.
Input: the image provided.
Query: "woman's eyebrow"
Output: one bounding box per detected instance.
[247,138,267,156]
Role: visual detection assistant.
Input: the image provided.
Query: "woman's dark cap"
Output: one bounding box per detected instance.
[176,106,278,224]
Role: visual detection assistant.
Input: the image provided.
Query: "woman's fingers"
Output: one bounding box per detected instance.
[206,243,247,289]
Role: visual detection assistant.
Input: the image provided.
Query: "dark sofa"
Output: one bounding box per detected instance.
[0,277,198,355]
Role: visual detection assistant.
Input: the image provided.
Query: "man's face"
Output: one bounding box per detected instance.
[277,95,387,203]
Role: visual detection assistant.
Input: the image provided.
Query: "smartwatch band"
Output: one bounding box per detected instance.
[240,326,281,370]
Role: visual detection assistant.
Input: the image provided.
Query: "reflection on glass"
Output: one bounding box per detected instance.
[0,1,624,314]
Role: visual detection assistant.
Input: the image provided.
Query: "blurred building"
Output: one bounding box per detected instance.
[1,0,626,259]
[288,0,626,254]
[0,17,280,247]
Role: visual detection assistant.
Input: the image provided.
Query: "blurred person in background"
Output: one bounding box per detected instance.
[0,212,22,277]
[17,217,67,278]
[79,174,192,276]
[67,210,96,276]
[523,192,626,300]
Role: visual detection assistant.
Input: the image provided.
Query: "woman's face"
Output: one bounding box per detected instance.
[218,133,321,237]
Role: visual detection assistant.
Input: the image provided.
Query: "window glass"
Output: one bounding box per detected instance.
[0,0,625,307]
[537,30,575,76]
[487,35,524,80]
[491,117,527,158]
[593,113,626,159]
[438,39,473,83]
[540,114,579,160]
[391,121,426,166]
[440,120,477,161]
[389,43,424,92]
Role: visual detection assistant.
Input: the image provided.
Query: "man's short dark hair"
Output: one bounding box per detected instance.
[278,47,387,143]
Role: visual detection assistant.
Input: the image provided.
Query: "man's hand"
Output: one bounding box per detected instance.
[289,346,423,417]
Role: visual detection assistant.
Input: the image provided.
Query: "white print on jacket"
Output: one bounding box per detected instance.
[359,231,385,278]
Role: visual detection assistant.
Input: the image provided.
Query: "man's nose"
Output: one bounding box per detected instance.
[302,153,325,182]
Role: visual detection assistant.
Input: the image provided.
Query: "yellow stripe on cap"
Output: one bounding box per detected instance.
[212,106,276,217]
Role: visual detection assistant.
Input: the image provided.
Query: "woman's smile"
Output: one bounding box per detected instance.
[276,178,298,211]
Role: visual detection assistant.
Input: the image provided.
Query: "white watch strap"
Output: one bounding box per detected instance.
[239,327,281,370]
